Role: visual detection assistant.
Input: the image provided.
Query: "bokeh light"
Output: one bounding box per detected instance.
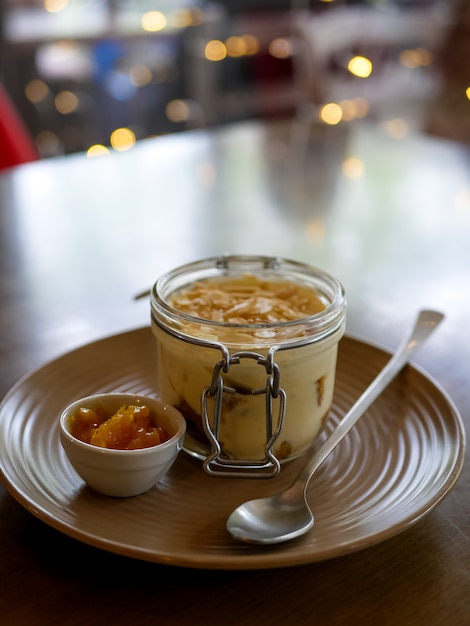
[110,128,136,152]
[166,99,191,123]
[55,90,79,114]
[36,130,61,156]
[381,118,409,138]
[225,36,247,58]
[44,0,68,13]
[141,11,167,33]
[87,144,110,157]
[25,79,49,104]
[353,97,370,118]
[306,221,326,241]
[205,40,227,61]
[348,56,373,78]
[129,64,152,88]
[342,156,365,179]
[269,38,293,59]
[169,9,194,28]
[242,35,260,55]
[400,47,432,68]
[320,102,343,125]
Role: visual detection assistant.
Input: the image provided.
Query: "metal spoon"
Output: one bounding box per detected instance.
[226,309,444,544]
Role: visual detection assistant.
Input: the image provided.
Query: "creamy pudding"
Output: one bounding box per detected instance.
[151,256,346,471]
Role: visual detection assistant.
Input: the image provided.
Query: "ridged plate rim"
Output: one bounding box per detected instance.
[0,327,465,570]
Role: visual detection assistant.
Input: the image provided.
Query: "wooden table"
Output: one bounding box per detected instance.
[1,118,469,624]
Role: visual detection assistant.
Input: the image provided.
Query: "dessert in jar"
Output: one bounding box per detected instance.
[151,255,346,477]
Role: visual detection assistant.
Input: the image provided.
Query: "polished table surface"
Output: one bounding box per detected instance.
[0,118,469,624]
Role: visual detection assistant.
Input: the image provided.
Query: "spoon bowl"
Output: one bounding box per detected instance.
[228,491,314,544]
[227,310,444,544]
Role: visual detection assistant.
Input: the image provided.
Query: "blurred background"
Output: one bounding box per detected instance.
[0,0,467,160]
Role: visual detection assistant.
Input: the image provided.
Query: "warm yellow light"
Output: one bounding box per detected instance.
[87,145,110,157]
[169,9,193,28]
[269,38,293,59]
[338,98,369,122]
[166,99,191,123]
[465,86,470,101]
[55,90,79,114]
[25,79,49,104]
[188,8,204,26]
[141,11,167,32]
[382,118,409,139]
[400,49,420,68]
[169,6,205,27]
[129,64,152,87]
[416,47,432,66]
[338,99,357,121]
[353,97,370,118]
[320,102,343,125]
[110,128,136,152]
[242,34,260,55]
[44,0,68,13]
[225,36,247,58]
[342,157,364,179]
[205,40,227,61]
[348,56,373,78]
[36,130,60,156]
[306,221,326,241]
[400,47,432,68]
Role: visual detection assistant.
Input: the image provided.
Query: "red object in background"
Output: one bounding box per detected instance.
[0,82,39,170]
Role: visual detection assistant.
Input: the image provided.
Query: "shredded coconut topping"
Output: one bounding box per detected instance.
[169,274,326,324]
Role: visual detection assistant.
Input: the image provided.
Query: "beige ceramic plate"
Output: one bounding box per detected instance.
[0,328,465,570]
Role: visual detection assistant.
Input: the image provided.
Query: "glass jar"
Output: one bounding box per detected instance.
[151,255,346,478]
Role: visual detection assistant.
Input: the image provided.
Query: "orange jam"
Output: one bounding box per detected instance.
[69,404,170,450]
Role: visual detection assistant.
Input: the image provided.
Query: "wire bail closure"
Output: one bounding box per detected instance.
[201,350,286,478]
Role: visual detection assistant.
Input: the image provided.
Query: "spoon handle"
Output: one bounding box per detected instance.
[295,309,444,489]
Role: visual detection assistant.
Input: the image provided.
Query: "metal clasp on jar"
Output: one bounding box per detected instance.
[201,349,286,478]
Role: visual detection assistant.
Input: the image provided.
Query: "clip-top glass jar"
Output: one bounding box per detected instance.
[151,255,346,478]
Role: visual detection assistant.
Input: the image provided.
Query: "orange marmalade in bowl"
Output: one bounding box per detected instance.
[69,404,170,450]
[151,256,346,477]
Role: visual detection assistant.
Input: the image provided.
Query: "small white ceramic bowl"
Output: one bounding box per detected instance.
[59,393,186,497]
